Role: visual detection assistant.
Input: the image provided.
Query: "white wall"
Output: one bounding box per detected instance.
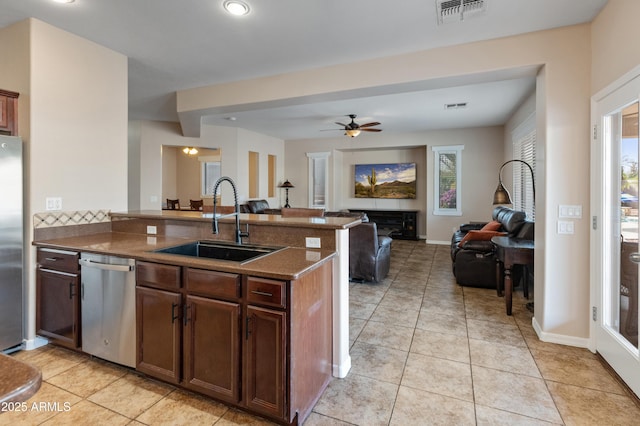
[134,121,285,209]
[177,24,593,342]
[162,146,178,202]
[0,18,128,344]
[161,147,220,206]
[591,0,640,95]
[236,128,284,206]
[30,19,128,212]
[285,126,504,242]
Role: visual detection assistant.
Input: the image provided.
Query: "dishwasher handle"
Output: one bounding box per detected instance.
[79,258,134,272]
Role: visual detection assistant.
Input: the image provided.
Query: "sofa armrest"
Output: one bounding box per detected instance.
[459,222,487,232]
[378,236,392,249]
[459,240,495,252]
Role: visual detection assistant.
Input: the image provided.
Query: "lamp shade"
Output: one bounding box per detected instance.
[345,129,361,138]
[279,180,294,188]
[493,182,513,205]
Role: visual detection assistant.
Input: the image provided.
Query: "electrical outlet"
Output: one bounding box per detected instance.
[46,197,62,211]
[147,226,157,235]
[305,237,321,248]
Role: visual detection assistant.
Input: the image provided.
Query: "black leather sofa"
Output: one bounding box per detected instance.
[450,206,534,288]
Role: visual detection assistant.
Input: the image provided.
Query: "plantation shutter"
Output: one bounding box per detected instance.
[512,115,536,220]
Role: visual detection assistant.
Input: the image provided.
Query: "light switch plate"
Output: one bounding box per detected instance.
[559,205,582,219]
[557,220,575,234]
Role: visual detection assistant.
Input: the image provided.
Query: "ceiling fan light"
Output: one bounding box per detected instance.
[345,129,361,138]
[224,1,250,16]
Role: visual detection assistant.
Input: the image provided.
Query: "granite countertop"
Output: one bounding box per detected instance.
[33,232,335,281]
[0,354,42,404]
[110,210,361,230]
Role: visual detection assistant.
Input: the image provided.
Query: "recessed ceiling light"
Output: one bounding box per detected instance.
[223,1,250,16]
[52,0,76,4]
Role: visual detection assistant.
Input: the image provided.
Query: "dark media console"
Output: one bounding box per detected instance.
[349,209,419,240]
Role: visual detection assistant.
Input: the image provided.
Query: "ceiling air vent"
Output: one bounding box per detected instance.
[436,0,486,25]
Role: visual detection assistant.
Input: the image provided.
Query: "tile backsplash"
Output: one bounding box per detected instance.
[33,210,111,229]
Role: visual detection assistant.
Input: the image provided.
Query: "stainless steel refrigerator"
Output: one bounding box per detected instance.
[0,135,23,351]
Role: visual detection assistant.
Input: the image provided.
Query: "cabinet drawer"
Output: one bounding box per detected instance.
[246,277,286,309]
[37,248,79,273]
[186,268,240,300]
[136,261,181,290]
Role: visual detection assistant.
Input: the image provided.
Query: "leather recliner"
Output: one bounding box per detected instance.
[349,222,392,283]
[246,199,270,213]
[450,206,534,288]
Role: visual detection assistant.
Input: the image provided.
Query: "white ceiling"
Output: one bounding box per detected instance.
[0,0,608,140]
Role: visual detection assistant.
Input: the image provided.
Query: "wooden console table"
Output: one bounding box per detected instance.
[348,209,418,240]
[491,236,534,315]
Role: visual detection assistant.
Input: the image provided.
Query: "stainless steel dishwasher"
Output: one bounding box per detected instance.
[79,253,136,368]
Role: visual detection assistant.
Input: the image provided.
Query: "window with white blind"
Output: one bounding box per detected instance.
[512,115,536,220]
[307,152,330,208]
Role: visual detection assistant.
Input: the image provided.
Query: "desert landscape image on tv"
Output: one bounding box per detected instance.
[354,162,416,199]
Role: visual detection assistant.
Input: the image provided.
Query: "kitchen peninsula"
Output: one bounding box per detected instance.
[33,210,360,425]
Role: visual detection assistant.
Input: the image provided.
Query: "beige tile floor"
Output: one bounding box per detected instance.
[4,241,640,425]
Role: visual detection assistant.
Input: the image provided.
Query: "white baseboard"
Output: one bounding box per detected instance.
[532,317,591,349]
[23,336,49,351]
[426,239,450,245]
[333,355,352,379]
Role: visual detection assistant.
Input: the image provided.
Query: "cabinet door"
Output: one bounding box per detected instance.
[136,286,182,384]
[0,90,18,136]
[245,305,286,419]
[402,212,417,239]
[36,269,80,349]
[183,295,241,403]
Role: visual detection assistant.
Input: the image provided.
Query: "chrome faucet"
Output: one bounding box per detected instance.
[212,176,249,244]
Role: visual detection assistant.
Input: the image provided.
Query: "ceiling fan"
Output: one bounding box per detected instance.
[331,114,382,137]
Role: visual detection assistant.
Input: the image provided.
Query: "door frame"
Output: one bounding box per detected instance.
[590,64,640,396]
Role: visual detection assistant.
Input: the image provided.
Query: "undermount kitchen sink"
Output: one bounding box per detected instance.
[153,240,283,263]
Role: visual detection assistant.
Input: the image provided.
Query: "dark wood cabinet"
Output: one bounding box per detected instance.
[136,286,182,384]
[0,89,19,136]
[349,209,419,240]
[135,260,332,425]
[183,294,241,403]
[245,305,286,419]
[36,248,80,350]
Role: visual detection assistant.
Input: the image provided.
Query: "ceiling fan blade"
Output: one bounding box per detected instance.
[320,129,342,132]
[359,122,381,128]
[335,122,349,127]
[361,128,382,132]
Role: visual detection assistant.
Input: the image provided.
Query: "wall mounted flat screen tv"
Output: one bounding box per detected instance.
[354,163,416,199]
